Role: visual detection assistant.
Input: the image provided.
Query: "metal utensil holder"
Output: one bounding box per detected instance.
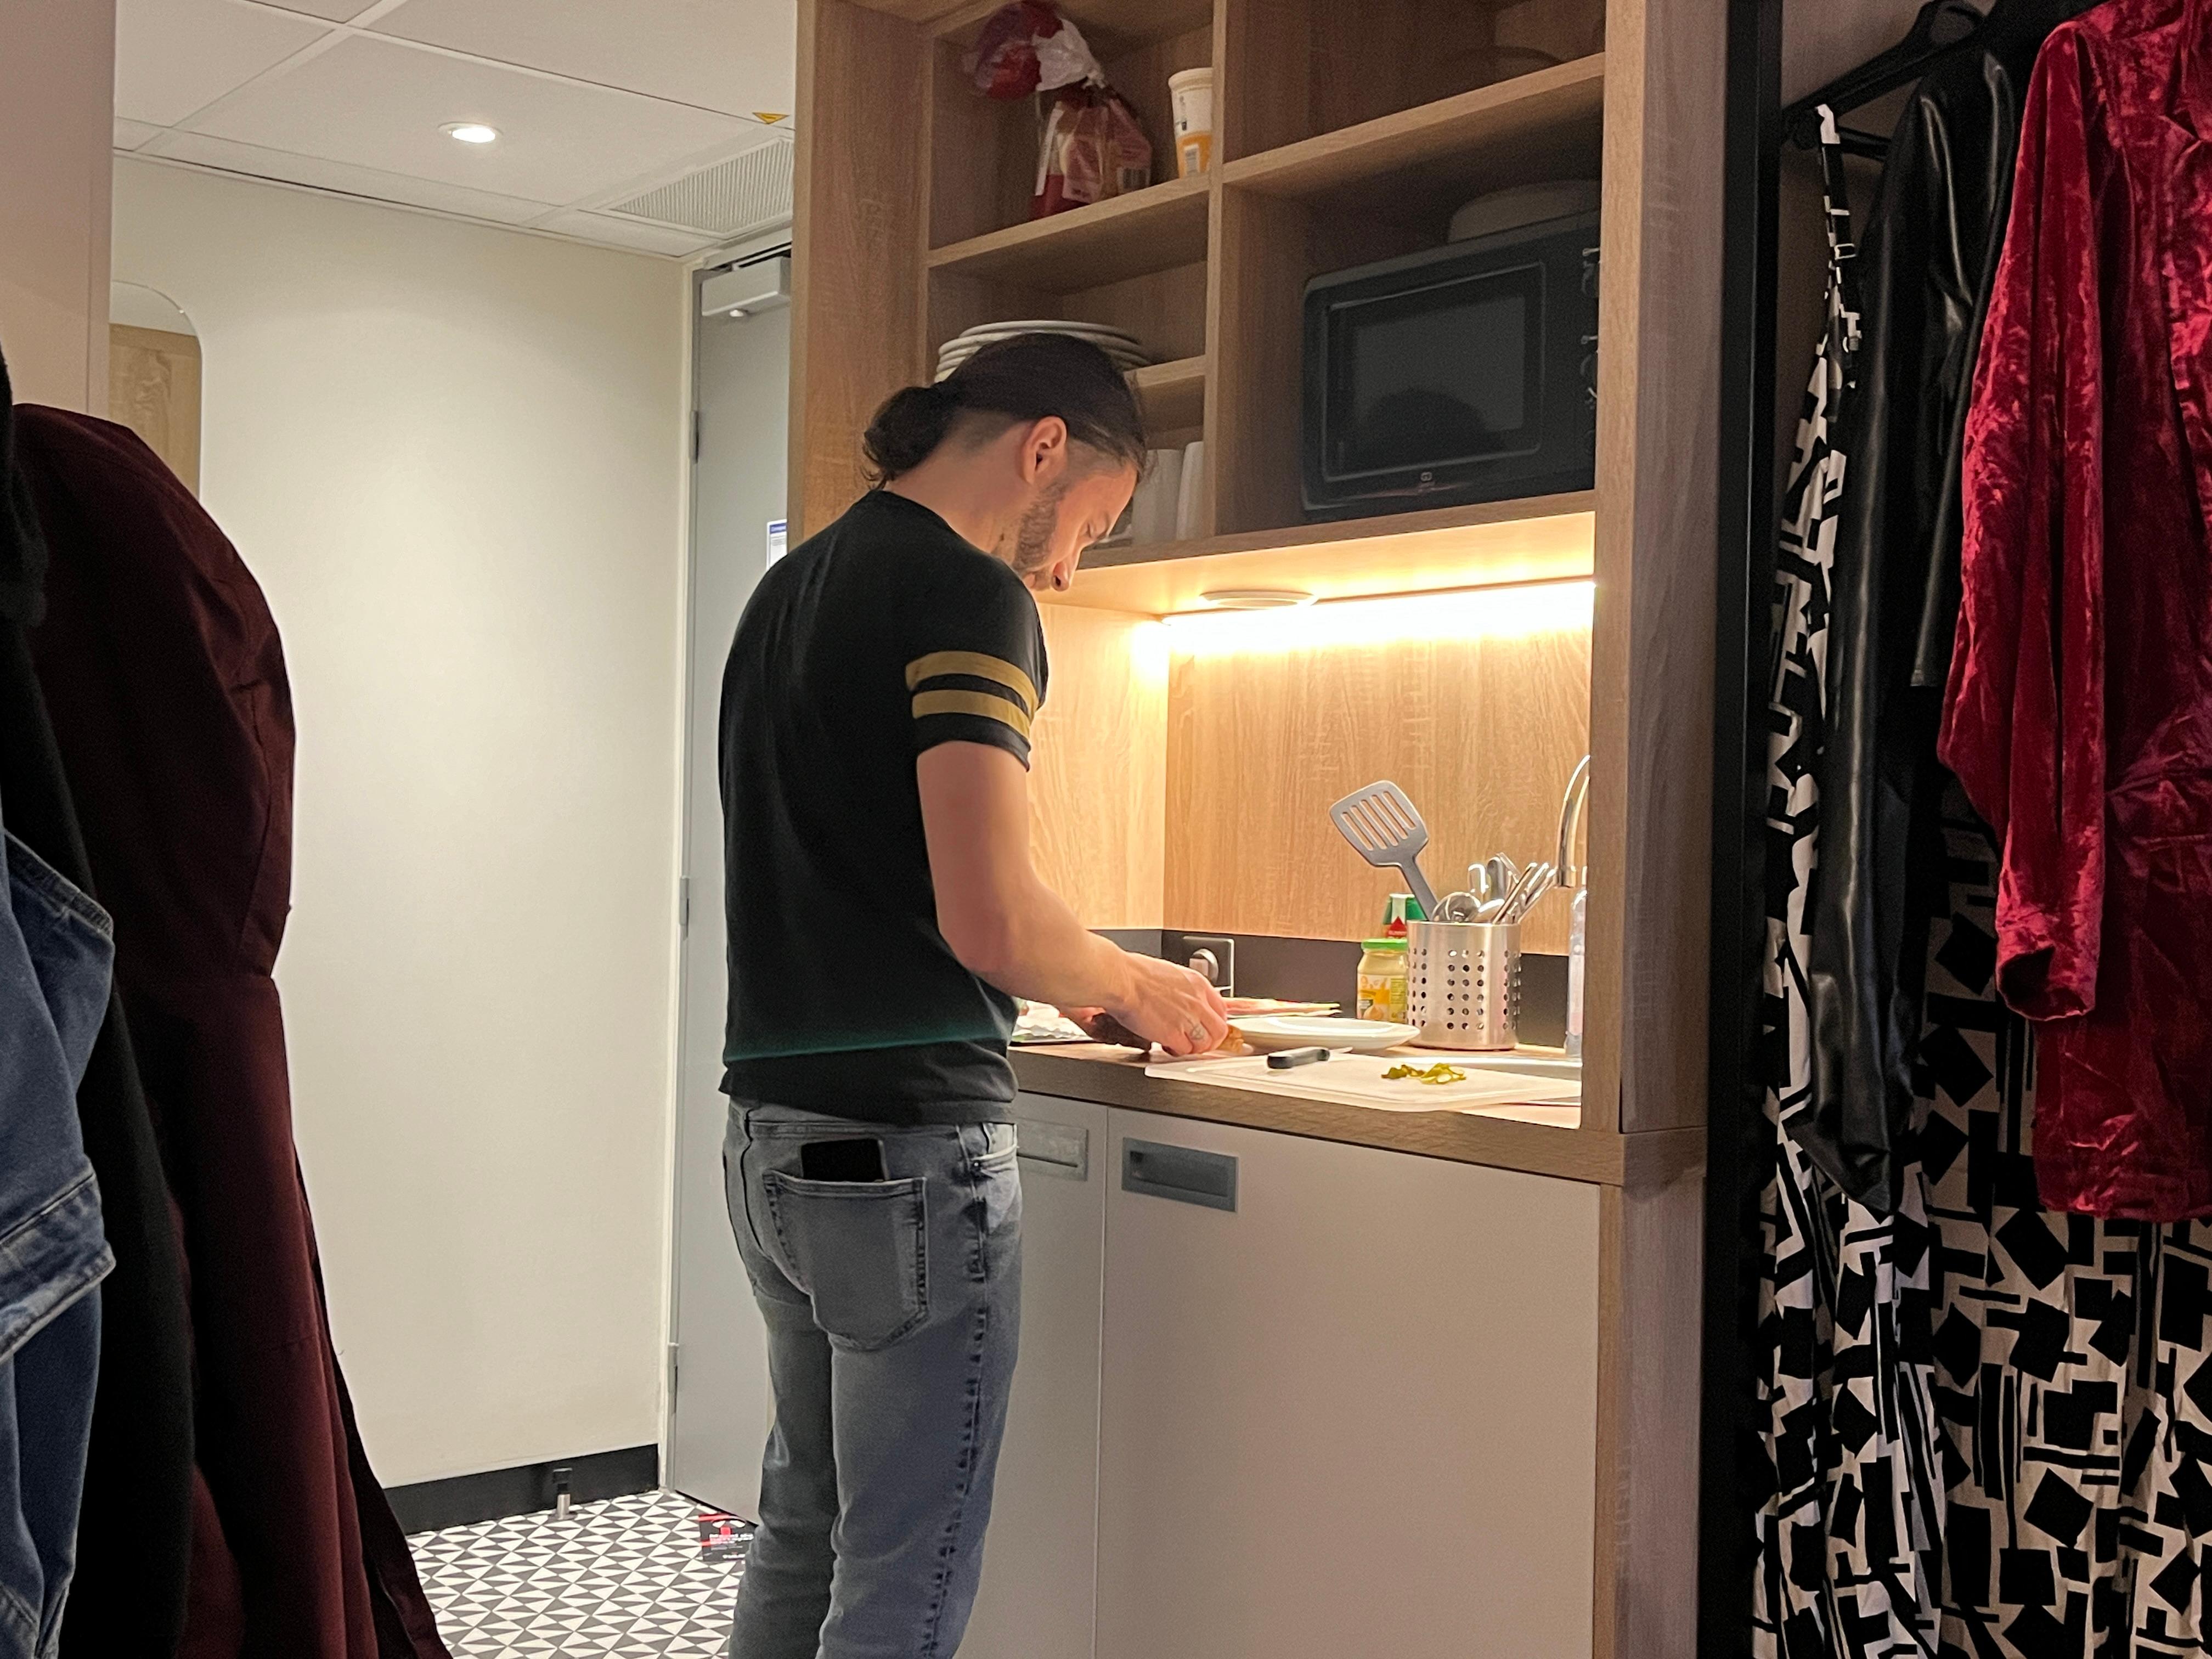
[1407,919,1521,1050]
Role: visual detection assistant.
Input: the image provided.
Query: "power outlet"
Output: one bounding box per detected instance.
[1176,934,1235,997]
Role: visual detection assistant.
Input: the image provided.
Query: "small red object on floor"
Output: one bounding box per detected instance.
[698,1512,747,1562]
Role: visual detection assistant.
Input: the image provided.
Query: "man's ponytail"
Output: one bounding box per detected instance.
[860,333,1145,484]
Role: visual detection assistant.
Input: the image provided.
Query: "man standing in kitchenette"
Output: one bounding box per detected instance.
[716,333,1228,1658]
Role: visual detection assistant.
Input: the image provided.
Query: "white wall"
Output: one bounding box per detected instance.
[111,157,689,1486]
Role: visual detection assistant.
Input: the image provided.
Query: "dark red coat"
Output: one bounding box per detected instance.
[1942,0,2212,1218]
[13,406,447,1657]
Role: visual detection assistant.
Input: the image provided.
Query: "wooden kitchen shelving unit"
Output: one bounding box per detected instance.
[926,171,1212,284]
[789,0,1724,1645]
[1064,492,1598,612]
[1121,353,1203,437]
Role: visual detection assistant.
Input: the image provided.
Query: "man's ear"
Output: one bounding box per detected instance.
[1020,415,1070,482]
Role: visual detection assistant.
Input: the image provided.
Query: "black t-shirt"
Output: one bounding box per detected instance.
[718,489,1047,1122]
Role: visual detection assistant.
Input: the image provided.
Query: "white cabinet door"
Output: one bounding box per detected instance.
[962,1093,1109,1659]
[1097,1109,1602,1659]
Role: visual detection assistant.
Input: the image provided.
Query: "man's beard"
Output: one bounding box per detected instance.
[1000,480,1066,579]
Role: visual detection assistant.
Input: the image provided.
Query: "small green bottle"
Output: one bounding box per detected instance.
[1380,891,1426,938]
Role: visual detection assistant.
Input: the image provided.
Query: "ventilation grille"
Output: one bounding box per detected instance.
[608,136,793,239]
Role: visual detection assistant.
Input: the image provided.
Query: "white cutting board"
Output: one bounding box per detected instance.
[1146,1052,1584,1115]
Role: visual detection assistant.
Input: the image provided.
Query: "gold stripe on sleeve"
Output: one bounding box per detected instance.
[911,688,1033,741]
[903,651,1037,714]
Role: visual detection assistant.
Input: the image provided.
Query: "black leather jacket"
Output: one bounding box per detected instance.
[1795,0,2087,1209]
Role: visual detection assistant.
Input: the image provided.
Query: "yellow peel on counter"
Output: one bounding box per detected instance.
[1383,1062,1468,1086]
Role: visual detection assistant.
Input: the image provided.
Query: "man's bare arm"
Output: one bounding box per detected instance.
[917,742,1227,1055]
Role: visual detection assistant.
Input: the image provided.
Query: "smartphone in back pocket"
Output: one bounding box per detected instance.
[799,1137,887,1183]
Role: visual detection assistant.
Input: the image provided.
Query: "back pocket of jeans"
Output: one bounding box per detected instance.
[760,1173,928,1349]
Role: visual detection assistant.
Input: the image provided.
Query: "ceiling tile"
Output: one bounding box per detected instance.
[115,117,167,150]
[258,0,374,16]
[115,0,330,127]
[188,33,753,204]
[372,0,794,117]
[533,210,717,256]
[145,131,559,224]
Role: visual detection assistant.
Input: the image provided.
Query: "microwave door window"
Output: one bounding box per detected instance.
[1328,266,1544,484]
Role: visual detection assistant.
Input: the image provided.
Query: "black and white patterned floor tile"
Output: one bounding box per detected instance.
[412,1489,751,1658]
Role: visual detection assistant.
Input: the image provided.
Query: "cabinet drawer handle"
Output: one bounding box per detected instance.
[1016,1121,1089,1180]
[1121,1139,1237,1212]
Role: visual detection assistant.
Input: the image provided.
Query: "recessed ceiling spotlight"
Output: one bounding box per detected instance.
[442,122,499,145]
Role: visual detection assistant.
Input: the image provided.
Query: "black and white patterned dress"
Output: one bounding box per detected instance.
[1754,110,1946,1657]
[1751,110,2212,1659]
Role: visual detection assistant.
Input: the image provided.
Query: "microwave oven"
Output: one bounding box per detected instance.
[1301,210,1599,520]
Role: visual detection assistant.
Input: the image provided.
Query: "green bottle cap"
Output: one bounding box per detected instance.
[1380,891,1428,937]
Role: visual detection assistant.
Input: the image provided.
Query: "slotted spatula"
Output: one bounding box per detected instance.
[1328,781,1441,917]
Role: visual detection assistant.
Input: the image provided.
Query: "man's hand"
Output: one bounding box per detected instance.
[1075,960,1228,1056]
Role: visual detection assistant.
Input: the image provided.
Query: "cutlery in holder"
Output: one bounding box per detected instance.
[1406,919,1521,1051]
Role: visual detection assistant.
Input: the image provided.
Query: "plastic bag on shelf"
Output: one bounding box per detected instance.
[1032,84,1153,218]
[964,1,1102,100]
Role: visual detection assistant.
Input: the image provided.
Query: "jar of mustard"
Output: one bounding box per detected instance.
[1356,937,1409,1024]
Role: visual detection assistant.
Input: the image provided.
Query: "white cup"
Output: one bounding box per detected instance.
[1175,439,1205,540]
[1131,448,1183,544]
[1169,67,1214,177]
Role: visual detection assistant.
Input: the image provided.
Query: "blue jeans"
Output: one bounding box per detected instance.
[0,828,114,1659]
[724,1104,1022,1659]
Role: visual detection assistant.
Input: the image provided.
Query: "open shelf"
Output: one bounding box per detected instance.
[929,0,1214,56]
[927,3,1211,248]
[1218,0,1605,161]
[1224,54,1605,210]
[1206,47,1605,540]
[927,185,1209,371]
[928,173,1210,286]
[1046,493,1597,614]
[1128,355,1205,435]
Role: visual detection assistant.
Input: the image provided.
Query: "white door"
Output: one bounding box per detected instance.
[1095,1109,1603,1659]
[666,292,789,1516]
[963,1093,1109,1659]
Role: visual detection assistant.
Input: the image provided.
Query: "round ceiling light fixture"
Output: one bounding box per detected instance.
[442,122,499,144]
[1195,588,1317,610]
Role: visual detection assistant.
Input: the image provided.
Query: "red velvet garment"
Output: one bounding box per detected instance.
[11,407,449,1657]
[1941,0,2212,1218]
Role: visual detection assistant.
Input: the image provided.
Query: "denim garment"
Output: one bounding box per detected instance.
[0,830,112,1356]
[724,1103,1022,1659]
[0,1295,97,1659]
[0,826,115,1659]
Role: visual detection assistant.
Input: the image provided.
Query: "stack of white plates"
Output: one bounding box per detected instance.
[935,319,1150,382]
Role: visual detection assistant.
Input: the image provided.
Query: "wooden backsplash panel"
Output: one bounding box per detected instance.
[1033,605,1169,929]
[1164,625,1591,951]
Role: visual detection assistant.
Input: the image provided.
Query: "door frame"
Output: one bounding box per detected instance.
[661,232,792,1490]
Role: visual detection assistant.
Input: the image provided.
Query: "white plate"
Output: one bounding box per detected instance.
[942,335,1148,356]
[938,352,1150,376]
[940,340,1148,359]
[954,319,1143,342]
[1228,1015,1420,1054]
[944,341,1147,359]
[950,337,1148,354]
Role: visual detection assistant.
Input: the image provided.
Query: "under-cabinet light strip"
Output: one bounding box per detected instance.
[1160,578,1594,656]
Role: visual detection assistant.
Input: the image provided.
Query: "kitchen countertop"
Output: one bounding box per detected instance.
[1011,1043,1703,1189]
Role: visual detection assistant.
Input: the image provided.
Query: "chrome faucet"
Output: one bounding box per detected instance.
[1556,754,1590,891]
